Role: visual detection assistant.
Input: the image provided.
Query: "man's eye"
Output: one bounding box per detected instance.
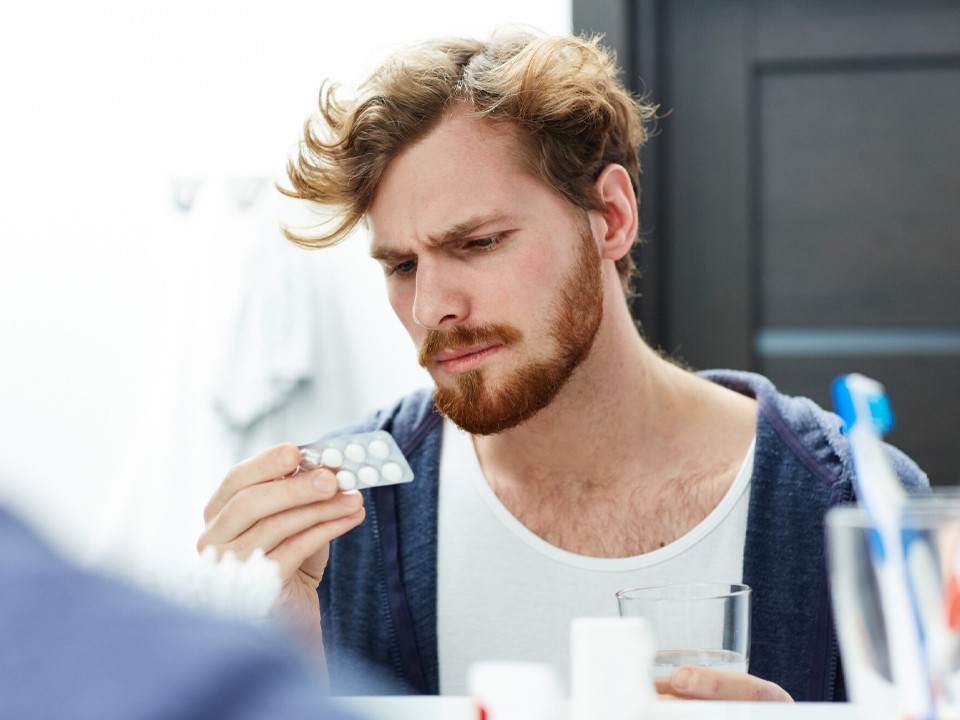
[467,235,501,250]
[390,259,417,276]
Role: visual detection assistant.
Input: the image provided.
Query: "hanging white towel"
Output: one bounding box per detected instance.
[212,226,316,431]
[211,184,432,461]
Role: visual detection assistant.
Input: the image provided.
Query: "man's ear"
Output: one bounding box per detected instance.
[592,164,638,262]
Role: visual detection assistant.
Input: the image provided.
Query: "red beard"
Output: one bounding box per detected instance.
[419,224,603,435]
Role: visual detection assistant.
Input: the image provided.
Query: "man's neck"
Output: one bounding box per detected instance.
[468,300,758,556]
[472,334,688,492]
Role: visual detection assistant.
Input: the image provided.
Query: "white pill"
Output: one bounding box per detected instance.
[381,462,404,483]
[367,438,391,459]
[344,443,367,463]
[321,447,344,468]
[357,465,380,487]
[336,469,357,491]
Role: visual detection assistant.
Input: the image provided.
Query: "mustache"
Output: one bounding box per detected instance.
[418,323,523,366]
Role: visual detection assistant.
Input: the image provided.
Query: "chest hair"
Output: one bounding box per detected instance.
[489,460,740,558]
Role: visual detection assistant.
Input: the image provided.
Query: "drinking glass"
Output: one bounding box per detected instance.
[827,496,960,719]
[616,582,751,676]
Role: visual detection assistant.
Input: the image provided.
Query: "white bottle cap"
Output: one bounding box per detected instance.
[570,617,656,720]
[467,661,562,720]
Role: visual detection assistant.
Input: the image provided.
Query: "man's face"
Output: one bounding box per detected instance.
[367,110,604,434]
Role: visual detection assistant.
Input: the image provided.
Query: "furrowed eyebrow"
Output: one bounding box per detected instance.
[370,246,408,263]
[426,212,515,248]
[370,212,518,262]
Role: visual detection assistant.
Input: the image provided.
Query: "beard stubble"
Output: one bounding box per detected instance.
[420,222,604,435]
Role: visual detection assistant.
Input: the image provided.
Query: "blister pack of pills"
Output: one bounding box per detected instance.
[296,430,414,492]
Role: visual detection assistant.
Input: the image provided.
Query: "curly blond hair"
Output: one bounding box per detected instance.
[283,29,658,295]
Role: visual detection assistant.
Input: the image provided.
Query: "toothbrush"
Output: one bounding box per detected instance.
[833,374,936,720]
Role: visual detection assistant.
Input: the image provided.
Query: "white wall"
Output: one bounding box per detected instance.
[0,0,571,581]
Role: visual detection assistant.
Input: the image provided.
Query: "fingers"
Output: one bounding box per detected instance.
[199,466,368,557]
[656,667,793,703]
[268,504,367,581]
[654,677,678,697]
[198,442,368,627]
[222,489,365,555]
[201,467,346,547]
[204,443,303,522]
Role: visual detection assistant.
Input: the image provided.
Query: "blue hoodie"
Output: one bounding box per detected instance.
[318,370,929,701]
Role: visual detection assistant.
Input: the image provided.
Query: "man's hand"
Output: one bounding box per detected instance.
[655,666,793,702]
[197,443,366,647]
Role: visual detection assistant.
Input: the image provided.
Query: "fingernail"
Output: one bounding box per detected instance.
[313,472,336,493]
[672,667,695,691]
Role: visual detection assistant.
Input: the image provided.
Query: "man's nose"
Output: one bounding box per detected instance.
[411,261,467,330]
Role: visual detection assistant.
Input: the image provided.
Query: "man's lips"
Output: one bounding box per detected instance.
[432,344,504,374]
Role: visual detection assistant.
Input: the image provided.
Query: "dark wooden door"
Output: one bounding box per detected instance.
[575,0,960,485]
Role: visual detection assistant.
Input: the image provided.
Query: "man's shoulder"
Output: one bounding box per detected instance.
[699,369,843,484]
[0,507,361,720]
[698,368,928,492]
[698,368,839,434]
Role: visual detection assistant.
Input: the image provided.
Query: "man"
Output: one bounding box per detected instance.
[198,30,927,702]
[0,503,370,720]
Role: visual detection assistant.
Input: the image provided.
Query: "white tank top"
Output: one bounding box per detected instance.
[436,420,754,695]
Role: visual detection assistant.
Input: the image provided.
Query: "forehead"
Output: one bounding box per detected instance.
[367,110,545,251]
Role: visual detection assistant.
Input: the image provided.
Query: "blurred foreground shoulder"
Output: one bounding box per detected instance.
[0,506,366,720]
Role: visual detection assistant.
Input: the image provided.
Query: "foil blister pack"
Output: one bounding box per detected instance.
[297,430,414,492]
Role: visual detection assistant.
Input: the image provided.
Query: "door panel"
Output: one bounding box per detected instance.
[575,0,960,484]
[760,64,960,328]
